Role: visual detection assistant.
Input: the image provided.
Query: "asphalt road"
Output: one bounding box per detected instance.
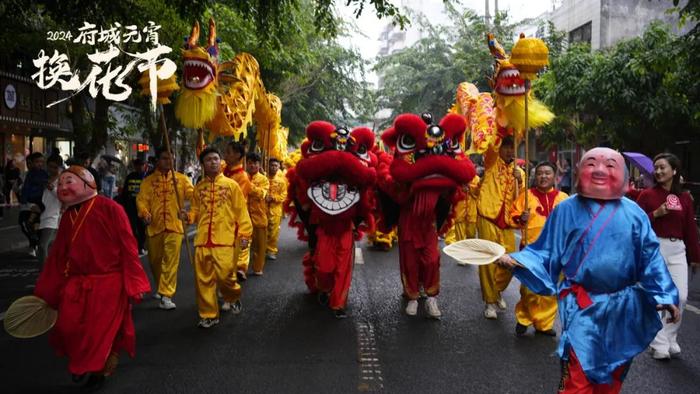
[1,223,699,393]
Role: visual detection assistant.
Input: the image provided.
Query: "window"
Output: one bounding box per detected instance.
[569,21,592,45]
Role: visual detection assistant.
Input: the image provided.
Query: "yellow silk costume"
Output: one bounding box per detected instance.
[476,147,524,303]
[509,187,568,331]
[136,170,194,298]
[266,171,287,256]
[246,171,269,273]
[445,175,480,245]
[189,173,252,318]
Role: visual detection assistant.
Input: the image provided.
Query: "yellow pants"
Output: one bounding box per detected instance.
[194,246,241,319]
[266,214,282,256]
[251,226,268,273]
[515,285,558,331]
[236,243,250,273]
[476,216,515,303]
[147,232,183,298]
[444,221,476,245]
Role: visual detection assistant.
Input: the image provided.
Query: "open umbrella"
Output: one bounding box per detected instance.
[622,152,654,176]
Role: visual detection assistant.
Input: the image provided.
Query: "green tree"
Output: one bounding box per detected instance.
[374,9,513,128]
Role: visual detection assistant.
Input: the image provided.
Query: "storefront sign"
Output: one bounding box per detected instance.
[4,84,16,109]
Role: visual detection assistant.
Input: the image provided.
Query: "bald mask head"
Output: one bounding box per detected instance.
[575,148,628,200]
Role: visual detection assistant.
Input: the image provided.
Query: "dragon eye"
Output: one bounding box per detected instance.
[310,140,324,153]
[397,134,416,153]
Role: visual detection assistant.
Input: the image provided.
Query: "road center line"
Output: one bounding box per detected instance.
[356,321,383,392]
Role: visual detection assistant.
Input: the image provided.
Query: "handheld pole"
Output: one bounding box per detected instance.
[159,105,194,266]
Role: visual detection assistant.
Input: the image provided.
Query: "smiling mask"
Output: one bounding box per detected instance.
[575,148,628,200]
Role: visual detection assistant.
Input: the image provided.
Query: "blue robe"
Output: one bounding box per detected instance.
[511,195,678,384]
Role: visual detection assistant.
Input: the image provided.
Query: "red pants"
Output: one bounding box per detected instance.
[398,239,440,300]
[312,226,354,310]
[559,350,629,394]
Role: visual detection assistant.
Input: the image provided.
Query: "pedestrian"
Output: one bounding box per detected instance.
[37,155,63,266]
[265,157,287,261]
[222,141,252,281]
[636,152,699,360]
[185,147,252,328]
[246,152,269,275]
[76,151,102,193]
[507,161,568,336]
[117,158,149,254]
[33,165,151,391]
[19,152,48,257]
[496,148,679,393]
[100,160,117,199]
[136,148,194,310]
[476,135,524,319]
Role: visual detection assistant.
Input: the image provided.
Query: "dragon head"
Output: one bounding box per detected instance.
[382,113,474,192]
[182,18,219,92]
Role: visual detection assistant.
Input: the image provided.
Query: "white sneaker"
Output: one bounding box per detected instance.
[484,304,498,319]
[652,348,671,360]
[221,302,232,312]
[670,343,681,356]
[425,297,441,319]
[159,296,176,310]
[497,297,507,310]
[405,300,418,316]
[152,293,162,300]
[197,318,219,329]
[231,300,242,315]
[266,253,277,260]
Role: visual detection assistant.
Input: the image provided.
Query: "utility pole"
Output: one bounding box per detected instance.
[485,0,491,28]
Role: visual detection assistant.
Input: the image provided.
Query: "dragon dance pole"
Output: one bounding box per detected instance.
[523,80,530,246]
[159,104,194,266]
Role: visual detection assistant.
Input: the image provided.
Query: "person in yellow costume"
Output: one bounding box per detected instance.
[185,147,252,328]
[444,175,481,245]
[476,135,524,319]
[245,152,269,276]
[265,157,287,260]
[136,148,194,310]
[222,141,252,281]
[507,162,568,336]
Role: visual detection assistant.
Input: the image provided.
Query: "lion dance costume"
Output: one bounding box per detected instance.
[285,122,377,318]
[377,113,475,318]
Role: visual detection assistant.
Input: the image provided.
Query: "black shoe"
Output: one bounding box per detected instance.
[236,270,247,282]
[317,292,329,306]
[334,309,348,319]
[81,374,105,392]
[536,328,557,337]
[515,323,528,336]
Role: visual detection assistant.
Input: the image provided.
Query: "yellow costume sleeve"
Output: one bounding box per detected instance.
[231,181,253,240]
[188,182,201,225]
[249,173,269,200]
[136,175,153,219]
[269,173,287,203]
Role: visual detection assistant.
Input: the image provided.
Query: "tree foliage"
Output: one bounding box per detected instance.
[374,9,513,128]
[537,21,700,152]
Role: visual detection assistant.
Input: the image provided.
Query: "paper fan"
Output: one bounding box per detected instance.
[443,239,506,266]
[3,295,57,338]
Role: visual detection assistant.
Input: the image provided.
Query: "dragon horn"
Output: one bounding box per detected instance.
[207,18,217,48]
[187,20,200,48]
[487,32,507,60]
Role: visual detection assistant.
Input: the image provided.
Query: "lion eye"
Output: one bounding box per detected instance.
[397,134,416,153]
[310,140,324,153]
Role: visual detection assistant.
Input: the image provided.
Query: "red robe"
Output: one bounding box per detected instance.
[34,196,151,375]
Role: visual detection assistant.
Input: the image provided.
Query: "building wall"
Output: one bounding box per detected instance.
[550,0,602,48]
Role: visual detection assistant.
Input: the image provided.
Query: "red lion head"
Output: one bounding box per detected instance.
[382,113,475,192]
[286,121,377,240]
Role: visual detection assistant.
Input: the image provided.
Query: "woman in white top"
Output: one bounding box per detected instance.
[38,156,63,265]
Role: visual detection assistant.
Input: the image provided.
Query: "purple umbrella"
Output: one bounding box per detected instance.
[622,152,654,176]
